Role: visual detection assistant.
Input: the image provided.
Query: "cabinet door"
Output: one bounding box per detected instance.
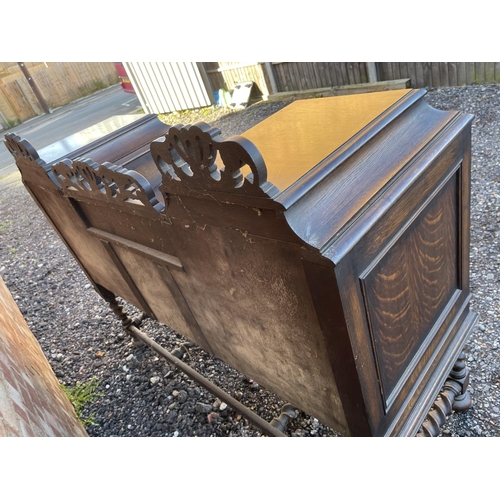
[333,132,474,436]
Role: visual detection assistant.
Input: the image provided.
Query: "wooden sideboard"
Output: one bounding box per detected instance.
[4,88,478,436]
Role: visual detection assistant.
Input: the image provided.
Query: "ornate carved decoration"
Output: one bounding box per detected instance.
[416,351,472,437]
[5,133,163,212]
[270,403,299,433]
[150,122,278,200]
[448,351,472,411]
[4,133,48,169]
[416,380,462,437]
[51,158,164,213]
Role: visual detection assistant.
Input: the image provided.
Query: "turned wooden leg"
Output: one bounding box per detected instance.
[104,294,134,328]
[270,403,299,433]
[101,290,147,329]
[448,352,472,412]
[102,293,145,347]
[416,350,472,437]
[132,312,149,328]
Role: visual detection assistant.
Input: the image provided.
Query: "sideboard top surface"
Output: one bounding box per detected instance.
[241,89,412,193]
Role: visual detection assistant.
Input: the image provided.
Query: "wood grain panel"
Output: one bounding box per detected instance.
[285,93,455,249]
[361,174,459,406]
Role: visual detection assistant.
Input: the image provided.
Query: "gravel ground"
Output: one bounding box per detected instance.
[0,85,498,437]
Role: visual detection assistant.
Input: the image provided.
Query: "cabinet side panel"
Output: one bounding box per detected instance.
[361,173,459,406]
[302,259,370,436]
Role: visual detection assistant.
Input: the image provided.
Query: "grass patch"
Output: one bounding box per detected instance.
[62,377,103,427]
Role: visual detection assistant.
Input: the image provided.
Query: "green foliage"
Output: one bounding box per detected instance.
[89,79,107,93]
[0,117,20,130]
[61,378,103,427]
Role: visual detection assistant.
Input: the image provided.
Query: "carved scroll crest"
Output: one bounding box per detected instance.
[51,158,164,213]
[4,133,48,169]
[150,122,278,200]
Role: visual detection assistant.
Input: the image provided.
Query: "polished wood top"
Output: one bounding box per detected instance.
[241,89,412,193]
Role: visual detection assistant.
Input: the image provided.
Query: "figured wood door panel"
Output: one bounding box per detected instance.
[360,173,459,408]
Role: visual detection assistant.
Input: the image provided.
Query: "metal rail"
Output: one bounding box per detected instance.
[126,324,287,437]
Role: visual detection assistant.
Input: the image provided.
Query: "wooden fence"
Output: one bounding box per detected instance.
[376,62,500,88]
[203,62,371,97]
[202,62,500,98]
[203,62,272,99]
[270,62,370,92]
[0,62,119,128]
[3,62,500,129]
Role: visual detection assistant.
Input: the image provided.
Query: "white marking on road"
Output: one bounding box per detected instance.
[122,98,137,107]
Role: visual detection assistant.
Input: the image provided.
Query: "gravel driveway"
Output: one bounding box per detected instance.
[0,85,498,437]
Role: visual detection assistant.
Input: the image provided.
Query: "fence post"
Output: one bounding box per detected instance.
[264,62,279,95]
[17,63,51,115]
[197,63,215,105]
[366,62,378,83]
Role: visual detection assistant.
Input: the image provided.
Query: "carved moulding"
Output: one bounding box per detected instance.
[4,133,49,170]
[5,132,164,214]
[51,158,164,213]
[150,122,279,202]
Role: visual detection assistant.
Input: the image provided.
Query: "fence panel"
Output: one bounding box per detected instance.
[0,62,119,127]
[271,62,369,92]
[377,62,500,87]
[203,62,271,98]
[4,61,500,129]
[205,62,371,95]
[0,79,40,124]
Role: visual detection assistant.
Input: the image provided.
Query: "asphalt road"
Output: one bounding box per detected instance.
[0,85,142,177]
